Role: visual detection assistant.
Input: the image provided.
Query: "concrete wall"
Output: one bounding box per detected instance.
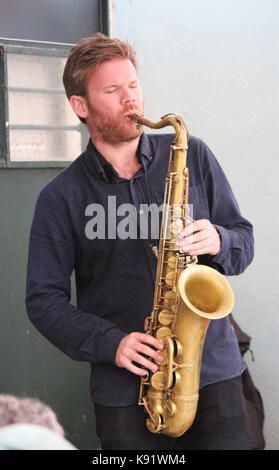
[114,0,279,450]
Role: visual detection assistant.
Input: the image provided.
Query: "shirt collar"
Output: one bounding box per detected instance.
[139,132,154,168]
[84,133,154,183]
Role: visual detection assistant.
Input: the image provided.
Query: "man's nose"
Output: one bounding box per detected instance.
[121,87,136,104]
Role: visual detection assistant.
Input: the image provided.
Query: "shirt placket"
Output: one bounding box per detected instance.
[130,174,158,286]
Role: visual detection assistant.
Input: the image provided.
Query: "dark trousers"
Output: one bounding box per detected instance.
[94,376,252,450]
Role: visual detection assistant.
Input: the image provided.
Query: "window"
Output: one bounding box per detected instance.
[0,38,88,168]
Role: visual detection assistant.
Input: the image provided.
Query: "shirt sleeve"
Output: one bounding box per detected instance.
[25,189,126,365]
[200,141,254,276]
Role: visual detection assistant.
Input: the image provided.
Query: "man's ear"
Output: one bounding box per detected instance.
[69,95,88,120]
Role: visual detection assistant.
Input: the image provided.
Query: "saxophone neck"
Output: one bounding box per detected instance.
[130,113,189,148]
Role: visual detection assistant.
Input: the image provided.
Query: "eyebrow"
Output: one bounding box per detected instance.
[103,80,138,90]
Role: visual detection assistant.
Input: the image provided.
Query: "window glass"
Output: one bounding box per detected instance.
[1,40,87,166]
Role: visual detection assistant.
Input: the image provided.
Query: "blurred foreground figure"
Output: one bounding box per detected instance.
[0,394,76,450]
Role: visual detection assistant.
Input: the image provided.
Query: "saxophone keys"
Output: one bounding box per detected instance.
[146,414,165,434]
[164,290,176,306]
[172,174,180,184]
[166,399,177,417]
[172,338,183,359]
[158,309,173,326]
[155,326,172,341]
[170,219,183,237]
[151,371,168,391]
[167,256,178,269]
[141,371,150,384]
[172,205,183,218]
[165,271,175,287]
[144,315,152,333]
[155,349,167,366]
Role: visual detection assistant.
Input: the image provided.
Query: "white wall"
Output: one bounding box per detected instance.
[114,0,279,450]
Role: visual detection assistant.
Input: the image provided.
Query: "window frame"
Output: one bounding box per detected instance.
[0,38,87,169]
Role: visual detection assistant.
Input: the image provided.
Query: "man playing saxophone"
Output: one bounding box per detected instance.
[26,33,254,450]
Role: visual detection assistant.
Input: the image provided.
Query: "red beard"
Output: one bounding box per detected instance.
[87,103,143,144]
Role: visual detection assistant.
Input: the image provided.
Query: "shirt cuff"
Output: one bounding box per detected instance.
[211,224,231,267]
[81,326,127,365]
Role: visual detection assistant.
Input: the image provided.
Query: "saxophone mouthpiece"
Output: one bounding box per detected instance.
[129,113,144,128]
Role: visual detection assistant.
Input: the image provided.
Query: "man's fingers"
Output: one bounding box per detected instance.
[115,332,164,375]
[120,357,149,376]
[132,332,164,351]
[136,342,164,362]
[180,219,207,237]
[130,351,160,372]
[178,219,220,256]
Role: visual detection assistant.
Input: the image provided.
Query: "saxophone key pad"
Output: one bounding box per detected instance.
[158,309,173,326]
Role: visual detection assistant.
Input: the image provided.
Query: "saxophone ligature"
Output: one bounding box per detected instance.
[130,113,234,437]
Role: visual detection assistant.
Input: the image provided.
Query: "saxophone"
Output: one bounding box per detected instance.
[130,113,234,437]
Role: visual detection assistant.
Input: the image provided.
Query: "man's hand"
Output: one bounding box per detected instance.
[178,219,221,256]
[115,332,164,376]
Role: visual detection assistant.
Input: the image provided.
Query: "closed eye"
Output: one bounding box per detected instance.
[105,88,117,94]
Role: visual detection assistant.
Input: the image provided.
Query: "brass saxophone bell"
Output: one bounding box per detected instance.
[178,264,234,320]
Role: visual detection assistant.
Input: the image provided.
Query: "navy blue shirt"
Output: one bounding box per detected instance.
[25,133,254,406]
